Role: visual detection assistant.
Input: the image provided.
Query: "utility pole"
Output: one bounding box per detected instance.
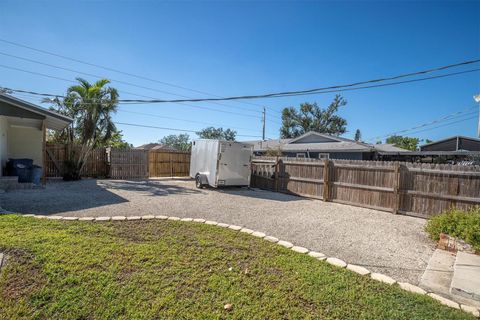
[262,106,266,141]
[475,94,480,138]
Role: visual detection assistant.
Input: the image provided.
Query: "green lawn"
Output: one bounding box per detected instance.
[0,215,474,320]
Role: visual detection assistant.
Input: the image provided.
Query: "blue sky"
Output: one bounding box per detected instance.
[1,0,479,146]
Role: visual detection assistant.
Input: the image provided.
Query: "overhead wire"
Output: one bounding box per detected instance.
[115,68,480,103]
[0,64,269,120]
[7,91,264,134]
[0,38,271,111]
[6,62,472,105]
[114,122,263,138]
[366,106,479,142]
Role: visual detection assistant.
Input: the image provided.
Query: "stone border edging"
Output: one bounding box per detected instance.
[20,213,479,318]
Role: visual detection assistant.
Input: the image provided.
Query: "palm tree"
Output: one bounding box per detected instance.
[47,78,118,180]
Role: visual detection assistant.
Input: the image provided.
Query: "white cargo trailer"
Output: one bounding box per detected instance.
[189,139,253,188]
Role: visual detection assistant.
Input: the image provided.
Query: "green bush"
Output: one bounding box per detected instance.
[426,208,480,252]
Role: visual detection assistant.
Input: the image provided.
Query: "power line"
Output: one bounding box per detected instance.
[1,38,477,105]
[0,50,265,116]
[268,69,480,99]
[114,121,263,138]
[396,114,478,137]
[366,106,479,142]
[116,109,260,132]
[5,89,264,133]
[116,68,480,103]
[0,65,266,119]
[0,65,480,107]
[0,38,268,110]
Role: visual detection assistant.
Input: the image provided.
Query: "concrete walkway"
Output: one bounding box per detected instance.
[420,249,480,308]
[0,178,435,284]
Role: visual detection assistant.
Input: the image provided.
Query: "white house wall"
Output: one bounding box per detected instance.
[0,116,8,176]
[7,125,43,166]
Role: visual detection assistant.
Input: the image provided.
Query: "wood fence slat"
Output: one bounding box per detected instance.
[148,150,191,177]
[332,181,394,193]
[251,157,480,218]
[45,144,108,178]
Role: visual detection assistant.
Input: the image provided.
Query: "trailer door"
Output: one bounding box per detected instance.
[217,142,252,186]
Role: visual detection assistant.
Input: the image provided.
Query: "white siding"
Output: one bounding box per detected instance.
[7,125,43,166]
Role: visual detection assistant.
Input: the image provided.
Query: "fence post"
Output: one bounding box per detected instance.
[170,152,173,178]
[274,157,279,192]
[147,150,151,178]
[393,162,401,214]
[323,159,330,201]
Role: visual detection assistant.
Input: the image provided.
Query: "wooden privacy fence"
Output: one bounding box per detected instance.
[45,144,108,178]
[45,144,191,179]
[149,151,191,177]
[251,157,480,218]
[108,149,149,179]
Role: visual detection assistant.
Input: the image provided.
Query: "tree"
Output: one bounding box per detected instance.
[159,134,191,151]
[46,78,119,180]
[196,127,236,141]
[354,129,362,142]
[280,95,348,138]
[386,135,421,151]
[107,130,132,149]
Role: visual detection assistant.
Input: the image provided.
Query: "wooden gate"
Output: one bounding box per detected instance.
[148,151,191,177]
[109,148,148,179]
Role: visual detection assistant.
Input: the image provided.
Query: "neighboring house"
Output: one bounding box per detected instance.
[376,136,480,163]
[134,143,177,151]
[0,93,72,177]
[245,131,407,160]
[420,136,480,151]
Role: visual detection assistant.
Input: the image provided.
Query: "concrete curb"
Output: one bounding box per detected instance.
[23,214,480,317]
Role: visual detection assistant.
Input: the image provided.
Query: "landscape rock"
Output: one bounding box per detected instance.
[308,251,326,260]
[326,257,347,268]
[155,215,168,220]
[240,228,254,234]
[111,216,126,221]
[264,236,279,243]
[180,218,193,222]
[427,293,460,309]
[217,223,229,228]
[205,220,218,225]
[167,216,180,221]
[291,246,309,254]
[398,282,426,295]
[228,225,242,231]
[142,215,155,220]
[277,240,294,248]
[127,216,141,220]
[371,273,396,285]
[251,231,266,238]
[193,218,206,223]
[48,216,63,220]
[95,216,111,222]
[78,217,95,221]
[460,304,480,317]
[62,217,79,221]
[346,264,370,275]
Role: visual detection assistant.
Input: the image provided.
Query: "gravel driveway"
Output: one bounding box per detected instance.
[0,178,435,284]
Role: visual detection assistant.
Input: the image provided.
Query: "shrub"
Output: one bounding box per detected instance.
[425,208,480,252]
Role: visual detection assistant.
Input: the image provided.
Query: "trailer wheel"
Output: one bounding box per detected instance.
[195,174,204,189]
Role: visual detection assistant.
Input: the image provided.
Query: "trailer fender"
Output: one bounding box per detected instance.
[195,173,208,188]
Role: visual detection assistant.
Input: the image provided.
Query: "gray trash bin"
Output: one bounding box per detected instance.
[32,165,43,186]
